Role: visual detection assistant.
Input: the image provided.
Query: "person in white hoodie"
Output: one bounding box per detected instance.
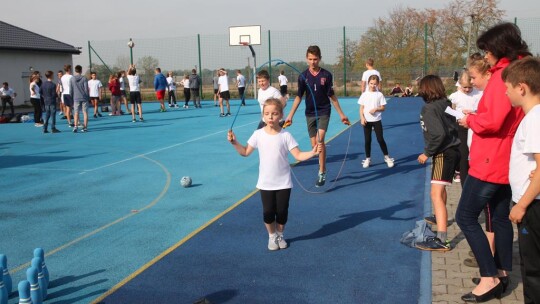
[70,65,89,132]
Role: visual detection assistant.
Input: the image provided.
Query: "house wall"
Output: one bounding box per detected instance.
[0,50,76,105]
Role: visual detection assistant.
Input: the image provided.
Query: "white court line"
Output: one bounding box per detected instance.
[81,121,258,174]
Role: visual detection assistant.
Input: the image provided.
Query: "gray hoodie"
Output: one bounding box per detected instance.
[70,74,89,102]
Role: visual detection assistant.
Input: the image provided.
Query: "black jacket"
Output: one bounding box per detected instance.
[420,98,460,157]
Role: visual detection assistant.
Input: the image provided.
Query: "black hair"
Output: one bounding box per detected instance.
[476,22,531,62]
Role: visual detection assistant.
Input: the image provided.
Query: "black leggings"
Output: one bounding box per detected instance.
[363,120,388,158]
[183,88,191,105]
[31,98,43,124]
[168,90,176,104]
[260,189,291,225]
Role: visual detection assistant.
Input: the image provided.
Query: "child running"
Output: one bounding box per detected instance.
[358,74,394,168]
[415,75,460,252]
[227,98,321,250]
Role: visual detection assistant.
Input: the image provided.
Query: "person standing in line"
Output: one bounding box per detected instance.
[70,65,89,133]
[29,73,42,127]
[278,70,288,96]
[456,22,531,303]
[108,74,121,116]
[361,58,382,93]
[40,71,60,133]
[503,57,540,304]
[236,70,246,106]
[61,65,74,127]
[166,71,179,108]
[118,71,128,114]
[358,75,394,169]
[88,72,103,118]
[180,75,190,108]
[414,75,460,253]
[228,98,321,250]
[213,70,220,107]
[154,67,167,112]
[189,69,202,108]
[0,82,16,116]
[217,68,231,117]
[56,71,66,119]
[284,45,350,187]
[127,65,144,122]
[256,70,288,129]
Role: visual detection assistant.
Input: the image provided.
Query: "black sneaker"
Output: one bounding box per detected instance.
[139,117,144,122]
[220,113,225,117]
[226,112,231,116]
[415,237,451,251]
[424,215,437,225]
[73,127,78,133]
[315,172,326,187]
[51,128,61,133]
[43,129,49,133]
[81,128,87,133]
[94,114,97,118]
[69,123,75,127]
[98,113,103,117]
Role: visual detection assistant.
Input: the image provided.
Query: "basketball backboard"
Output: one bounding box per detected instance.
[229,25,261,46]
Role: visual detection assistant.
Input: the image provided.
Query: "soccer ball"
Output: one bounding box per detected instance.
[127,40,135,48]
[180,176,192,188]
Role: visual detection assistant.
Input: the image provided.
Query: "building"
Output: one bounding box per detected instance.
[0,20,81,105]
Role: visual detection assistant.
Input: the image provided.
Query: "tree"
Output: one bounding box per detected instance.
[137,56,160,87]
[114,55,131,71]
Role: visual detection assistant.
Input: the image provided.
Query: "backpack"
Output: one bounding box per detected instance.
[400,220,436,248]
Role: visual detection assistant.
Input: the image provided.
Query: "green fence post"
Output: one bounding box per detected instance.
[514,17,517,25]
[424,23,428,76]
[88,41,92,72]
[198,34,202,99]
[268,30,272,86]
[343,26,347,97]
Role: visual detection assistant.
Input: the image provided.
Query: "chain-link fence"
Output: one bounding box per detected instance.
[88,17,539,100]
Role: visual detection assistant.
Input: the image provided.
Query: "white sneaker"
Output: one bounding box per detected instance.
[362,158,371,168]
[385,156,395,168]
[276,234,288,249]
[268,234,279,251]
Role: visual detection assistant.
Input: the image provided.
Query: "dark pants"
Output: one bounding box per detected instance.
[238,87,245,105]
[31,98,43,124]
[183,88,191,105]
[363,120,388,158]
[43,104,57,130]
[260,188,291,225]
[1,96,14,115]
[457,125,469,188]
[518,200,540,304]
[456,175,513,277]
[168,90,176,105]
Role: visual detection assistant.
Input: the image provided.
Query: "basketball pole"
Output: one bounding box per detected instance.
[245,43,256,99]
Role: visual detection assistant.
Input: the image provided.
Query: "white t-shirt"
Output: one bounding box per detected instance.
[88,79,103,98]
[181,79,190,89]
[127,75,140,92]
[61,74,73,95]
[247,128,298,190]
[236,74,246,88]
[29,82,40,99]
[119,77,125,91]
[510,104,540,203]
[449,89,482,113]
[358,91,386,122]
[257,86,282,113]
[167,76,176,91]
[218,75,229,92]
[361,69,381,92]
[0,87,15,97]
[278,75,288,86]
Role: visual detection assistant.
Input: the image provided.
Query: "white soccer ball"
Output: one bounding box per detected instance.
[127,40,135,48]
[180,176,192,188]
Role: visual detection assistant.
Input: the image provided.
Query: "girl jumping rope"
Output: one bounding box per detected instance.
[358,75,394,168]
[228,98,321,250]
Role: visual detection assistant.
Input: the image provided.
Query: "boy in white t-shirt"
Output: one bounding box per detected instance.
[358,74,393,168]
[361,58,382,93]
[217,69,231,117]
[88,72,103,118]
[256,70,288,129]
[278,70,288,95]
[503,57,540,303]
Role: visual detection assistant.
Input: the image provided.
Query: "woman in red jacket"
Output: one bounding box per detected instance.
[456,22,531,303]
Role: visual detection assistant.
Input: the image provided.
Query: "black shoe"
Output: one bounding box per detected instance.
[51,128,61,133]
[61,116,67,119]
[43,129,49,133]
[424,215,437,225]
[81,128,87,133]
[98,113,103,117]
[94,114,97,118]
[139,117,144,122]
[472,277,509,293]
[220,113,225,117]
[463,258,478,268]
[415,236,451,251]
[73,127,78,133]
[226,112,231,116]
[315,172,326,187]
[461,281,503,302]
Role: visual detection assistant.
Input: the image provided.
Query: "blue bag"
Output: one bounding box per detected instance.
[400,220,436,248]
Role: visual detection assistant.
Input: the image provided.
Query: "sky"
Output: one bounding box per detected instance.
[1,0,539,68]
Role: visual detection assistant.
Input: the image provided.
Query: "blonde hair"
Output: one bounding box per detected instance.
[263,98,284,114]
[467,53,490,75]
[458,70,472,87]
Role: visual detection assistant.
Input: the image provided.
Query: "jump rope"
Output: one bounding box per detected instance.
[229,57,354,194]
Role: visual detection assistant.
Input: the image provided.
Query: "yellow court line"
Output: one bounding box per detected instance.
[91,188,260,304]
[10,154,171,274]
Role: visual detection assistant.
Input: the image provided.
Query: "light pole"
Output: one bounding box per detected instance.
[466,14,477,61]
[127,38,134,65]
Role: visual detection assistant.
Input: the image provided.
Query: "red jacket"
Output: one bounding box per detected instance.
[108,79,121,96]
[467,58,524,184]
